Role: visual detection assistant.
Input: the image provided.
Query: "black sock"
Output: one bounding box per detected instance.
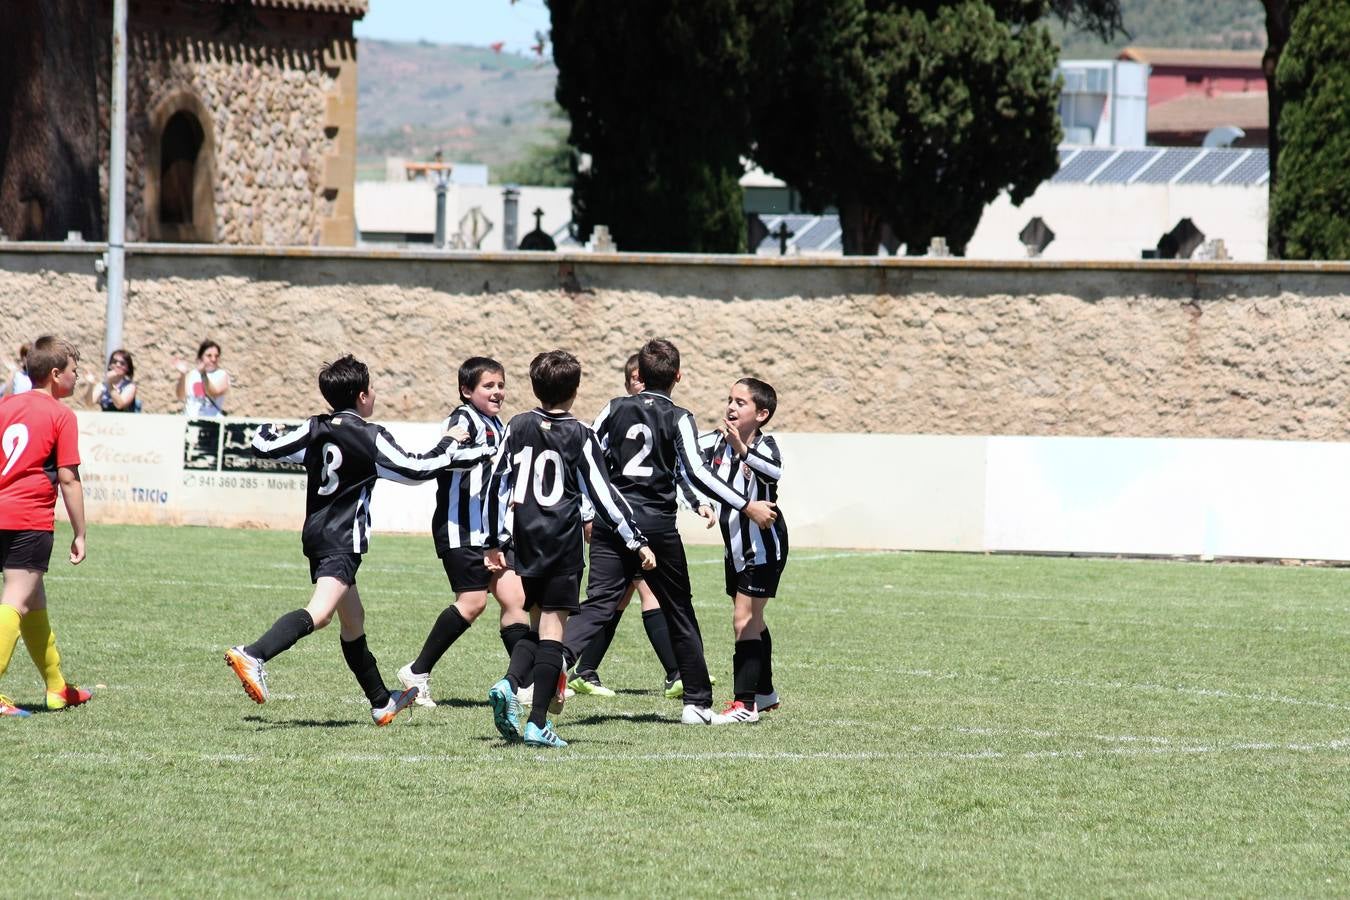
[577,606,622,680]
[505,630,539,692]
[733,638,762,706]
[340,633,390,708]
[758,627,774,694]
[642,608,679,680]
[411,606,470,675]
[528,640,564,728]
[244,609,314,662]
[500,622,529,659]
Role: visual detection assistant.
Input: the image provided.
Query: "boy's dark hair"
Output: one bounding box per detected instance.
[197,339,221,360]
[18,342,31,362]
[530,350,581,407]
[624,353,639,381]
[637,339,679,391]
[319,354,369,410]
[109,349,135,380]
[459,356,505,401]
[26,336,79,388]
[737,377,777,425]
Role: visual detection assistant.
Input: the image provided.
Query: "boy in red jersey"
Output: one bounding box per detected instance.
[0,336,92,718]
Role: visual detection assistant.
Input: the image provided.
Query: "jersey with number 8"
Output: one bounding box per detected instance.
[0,392,81,532]
[252,412,491,558]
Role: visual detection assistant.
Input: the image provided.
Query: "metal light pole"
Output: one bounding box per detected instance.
[104,0,129,359]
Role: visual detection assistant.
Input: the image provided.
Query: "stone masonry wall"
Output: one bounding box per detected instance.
[95,14,349,245]
[4,247,1350,441]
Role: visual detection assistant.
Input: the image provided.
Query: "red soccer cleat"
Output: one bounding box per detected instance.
[46,684,93,710]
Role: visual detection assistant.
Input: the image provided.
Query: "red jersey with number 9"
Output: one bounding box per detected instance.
[0,392,81,531]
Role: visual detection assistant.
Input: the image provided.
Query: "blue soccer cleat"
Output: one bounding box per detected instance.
[488,678,522,742]
[523,720,568,748]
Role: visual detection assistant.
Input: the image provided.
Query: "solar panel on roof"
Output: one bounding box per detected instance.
[1178,149,1242,184]
[795,218,837,248]
[1052,148,1115,182]
[1218,149,1269,185]
[1058,148,1077,165]
[1133,148,1202,183]
[1091,149,1159,184]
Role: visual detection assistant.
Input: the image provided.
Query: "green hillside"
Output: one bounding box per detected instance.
[1055,0,1267,58]
[356,39,561,181]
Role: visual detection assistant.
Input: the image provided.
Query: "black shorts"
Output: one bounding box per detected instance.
[724,556,785,599]
[309,553,362,585]
[441,546,515,594]
[0,529,55,572]
[521,573,582,613]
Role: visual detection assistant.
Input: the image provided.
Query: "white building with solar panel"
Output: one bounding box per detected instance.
[745,58,1270,261]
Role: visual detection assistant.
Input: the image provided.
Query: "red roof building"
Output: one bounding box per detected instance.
[1117,47,1269,147]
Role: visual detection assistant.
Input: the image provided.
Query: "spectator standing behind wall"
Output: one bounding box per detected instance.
[1,343,32,398]
[174,340,230,416]
[78,350,141,412]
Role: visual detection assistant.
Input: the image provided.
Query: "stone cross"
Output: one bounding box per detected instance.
[772,221,794,255]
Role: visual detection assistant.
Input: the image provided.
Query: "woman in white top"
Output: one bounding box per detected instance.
[1,342,32,398]
[175,339,231,416]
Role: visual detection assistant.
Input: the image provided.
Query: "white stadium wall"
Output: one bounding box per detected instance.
[68,412,1350,562]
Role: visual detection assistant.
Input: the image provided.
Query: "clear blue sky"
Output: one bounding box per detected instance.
[354,0,551,54]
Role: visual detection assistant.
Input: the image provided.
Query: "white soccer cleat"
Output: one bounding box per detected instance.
[680,704,733,725]
[397,663,436,709]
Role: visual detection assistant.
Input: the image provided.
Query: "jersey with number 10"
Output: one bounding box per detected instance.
[486,409,644,577]
[591,390,750,536]
[0,391,81,531]
[253,411,491,558]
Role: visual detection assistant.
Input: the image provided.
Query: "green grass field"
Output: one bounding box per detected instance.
[4,524,1348,897]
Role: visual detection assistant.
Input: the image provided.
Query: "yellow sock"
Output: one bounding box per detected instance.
[0,606,20,681]
[19,608,65,693]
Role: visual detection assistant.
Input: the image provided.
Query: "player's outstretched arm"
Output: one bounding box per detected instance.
[372,426,493,484]
[675,413,753,511]
[58,464,86,564]
[252,420,312,462]
[578,431,646,551]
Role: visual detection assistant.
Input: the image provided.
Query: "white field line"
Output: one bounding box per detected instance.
[780,661,1350,712]
[841,605,1350,637]
[43,738,1350,767]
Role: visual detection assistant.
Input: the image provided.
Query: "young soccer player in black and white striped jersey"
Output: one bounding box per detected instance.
[398,358,529,707]
[225,355,492,726]
[698,377,787,723]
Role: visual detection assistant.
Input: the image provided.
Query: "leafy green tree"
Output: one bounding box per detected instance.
[548,1,752,252]
[751,0,1064,255]
[1269,0,1350,259]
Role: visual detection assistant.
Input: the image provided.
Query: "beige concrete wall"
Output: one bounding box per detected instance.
[4,246,1350,440]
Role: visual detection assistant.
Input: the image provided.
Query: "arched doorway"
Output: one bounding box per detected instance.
[145,92,215,242]
[159,111,203,226]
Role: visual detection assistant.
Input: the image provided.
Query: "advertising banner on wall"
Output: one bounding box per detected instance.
[69,413,1350,560]
[72,413,444,534]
